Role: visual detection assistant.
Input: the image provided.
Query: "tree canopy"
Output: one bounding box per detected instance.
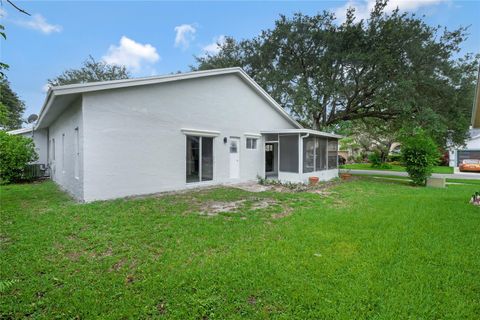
[48,56,130,86]
[194,0,478,147]
[0,79,26,130]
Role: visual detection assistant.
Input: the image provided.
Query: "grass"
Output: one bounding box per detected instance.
[1,179,480,319]
[340,163,454,174]
[350,174,480,186]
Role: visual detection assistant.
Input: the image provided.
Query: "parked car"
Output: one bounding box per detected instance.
[459,159,480,172]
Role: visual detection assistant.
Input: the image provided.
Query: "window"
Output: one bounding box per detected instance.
[51,138,55,161]
[279,134,299,173]
[61,134,65,172]
[74,128,79,179]
[246,138,257,149]
[186,136,214,183]
[264,134,278,142]
[327,139,338,169]
[229,140,238,153]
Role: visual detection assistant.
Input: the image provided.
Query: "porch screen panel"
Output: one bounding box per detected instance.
[327,139,338,169]
[186,136,200,182]
[316,137,327,171]
[279,135,299,173]
[303,137,315,173]
[201,137,213,181]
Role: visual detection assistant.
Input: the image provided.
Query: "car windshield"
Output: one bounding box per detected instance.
[463,159,480,164]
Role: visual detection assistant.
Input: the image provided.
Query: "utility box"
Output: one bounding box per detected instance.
[426,177,446,188]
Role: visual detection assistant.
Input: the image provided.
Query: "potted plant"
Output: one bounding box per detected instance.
[308,176,319,185]
[340,169,352,180]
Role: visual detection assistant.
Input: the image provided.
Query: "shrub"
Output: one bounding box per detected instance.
[369,151,390,168]
[388,154,402,163]
[401,131,440,186]
[0,131,38,184]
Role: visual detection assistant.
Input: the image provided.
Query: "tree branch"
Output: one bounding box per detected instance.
[6,0,31,16]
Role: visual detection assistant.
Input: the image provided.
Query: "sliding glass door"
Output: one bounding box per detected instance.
[186,136,213,183]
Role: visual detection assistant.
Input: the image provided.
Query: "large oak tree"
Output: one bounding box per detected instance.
[194,0,478,146]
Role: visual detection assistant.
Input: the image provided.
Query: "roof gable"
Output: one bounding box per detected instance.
[36,67,302,129]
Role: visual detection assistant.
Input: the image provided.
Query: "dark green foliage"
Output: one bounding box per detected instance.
[0,24,8,79]
[48,55,130,86]
[388,154,402,163]
[0,131,38,184]
[401,130,440,185]
[0,79,26,130]
[194,0,478,147]
[368,152,382,167]
[368,152,392,169]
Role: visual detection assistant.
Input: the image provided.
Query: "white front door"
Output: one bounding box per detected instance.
[229,137,240,179]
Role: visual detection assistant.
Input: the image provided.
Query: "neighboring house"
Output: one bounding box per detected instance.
[449,67,480,168]
[27,67,340,202]
[7,126,49,168]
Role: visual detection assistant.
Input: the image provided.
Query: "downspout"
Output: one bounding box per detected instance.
[299,133,310,176]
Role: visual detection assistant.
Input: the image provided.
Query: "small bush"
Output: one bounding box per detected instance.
[388,154,402,162]
[0,131,38,184]
[356,153,367,163]
[368,152,391,168]
[401,131,440,186]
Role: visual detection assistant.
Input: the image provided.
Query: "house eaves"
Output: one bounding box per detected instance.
[261,129,343,139]
[35,67,303,130]
[6,127,34,135]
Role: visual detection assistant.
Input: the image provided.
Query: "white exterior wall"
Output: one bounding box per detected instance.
[48,98,84,200]
[278,170,339,183]
[81,74,296,201]
[17,128,48,165]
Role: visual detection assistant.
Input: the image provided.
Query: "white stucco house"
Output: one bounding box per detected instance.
[448,67,480,169]
[16,68,341,202]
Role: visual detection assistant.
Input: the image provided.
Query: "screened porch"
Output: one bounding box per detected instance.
[261,129,342,183]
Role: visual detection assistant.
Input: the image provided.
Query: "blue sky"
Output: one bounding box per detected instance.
[1,0,479,117]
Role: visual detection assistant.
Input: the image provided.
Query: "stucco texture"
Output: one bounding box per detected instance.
[80,74,297,201]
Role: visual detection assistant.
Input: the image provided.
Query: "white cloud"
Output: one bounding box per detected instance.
[17,14,62,34]
[202,35,226,56]
[102,36,160,73]
[174,24,196,49]
[334,0,447,22]
[0,8,7,18]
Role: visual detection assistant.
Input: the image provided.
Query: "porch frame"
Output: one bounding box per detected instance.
[261,129,342,184]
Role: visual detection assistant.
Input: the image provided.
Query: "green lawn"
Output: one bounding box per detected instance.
[340,163,454,174]
[1,179,479,319]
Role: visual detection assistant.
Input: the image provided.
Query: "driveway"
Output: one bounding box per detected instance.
[340,169,480,180]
